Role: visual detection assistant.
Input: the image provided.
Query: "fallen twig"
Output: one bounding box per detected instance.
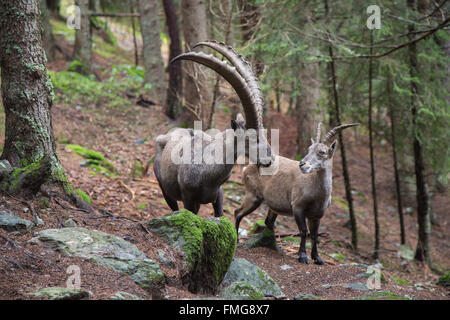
[117,179,135,202]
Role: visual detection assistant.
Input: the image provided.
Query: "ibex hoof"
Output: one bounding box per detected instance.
[313,257,324,265]
[298,255,309,264]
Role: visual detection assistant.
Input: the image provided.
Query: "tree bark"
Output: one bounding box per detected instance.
[296,62,320,156]
[40,0,56,62]
[386,70,406,245]
[328,45,358,251]
[162,0,183,120]
[407,0,432,265]
[180,0,211,125]
[138,0,166,104]
[0,0,68,194]
[73,0,92,73]
[368,30,380,259]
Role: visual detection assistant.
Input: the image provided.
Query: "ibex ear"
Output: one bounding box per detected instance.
[328,140,337,157]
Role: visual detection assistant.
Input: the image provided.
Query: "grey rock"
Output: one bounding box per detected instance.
[0,211,34,233]
[157,249,175,268]
[220,281,264,300]
[294,293,322,300]
[29,227,164,291]
[31,287,89,300]
[110,291,143,300]
[221,258,285,299]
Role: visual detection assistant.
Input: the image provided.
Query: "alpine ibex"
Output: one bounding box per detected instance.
[235,123,359,264]
[154,41,273,217]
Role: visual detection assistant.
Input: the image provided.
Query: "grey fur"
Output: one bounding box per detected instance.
[155,45,273,216]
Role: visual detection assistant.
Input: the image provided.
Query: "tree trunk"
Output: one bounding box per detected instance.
[328,45,358,251]
[138,0,166,104]
[368,30,380,259]
[207,0,233,129]
[0,0,67,194]
[180,0,211,125]
[296,62,320,156]
[406,0,432,266]
[237,0,263,77]
[46,0,60,14]
[162,0,183,120]
[40,0,56,62]
[130,0,139,67]
[73,0,92,73]
[386,70,406,245]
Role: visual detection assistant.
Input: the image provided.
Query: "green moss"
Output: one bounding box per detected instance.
[1,156,47,193]
[392,277,411,286]
[437,271,450,287]
[221,281,264,300]
[39,197,50,209]
[66,144,116,178]
[68,59,90,75]
[75,189,91,204]
[249,220,266,235]
[146,210,236,293]
[355,291,412,300]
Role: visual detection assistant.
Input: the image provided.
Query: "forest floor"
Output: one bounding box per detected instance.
[0,18,448,300]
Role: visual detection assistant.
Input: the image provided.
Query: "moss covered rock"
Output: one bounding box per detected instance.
[29,227,164,294]
[220,281,264,300]
[31,287,89,300]
[220,258,285,299]
[244,227,280,251]
[354,291,412,300]
[66,144,116,177]
[146,209,236,294]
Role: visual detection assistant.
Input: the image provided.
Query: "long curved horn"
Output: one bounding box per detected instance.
[322,123,359,144]
[170,51,261,129]
[193,41,263,127]
[315,122,322,143]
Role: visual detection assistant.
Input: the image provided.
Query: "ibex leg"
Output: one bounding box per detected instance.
[294,208,308,264]
[234,195,262,241]
[212,187,224,217]
[308,218,324,265]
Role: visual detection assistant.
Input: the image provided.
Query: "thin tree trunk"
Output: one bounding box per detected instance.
[386,70,406,245]
[138,0,165,104]
[368,30,380,259]
[130,0,138,67]
[328,45,358,251]
[0,0,67,194]
[181,0,210,125]
[407,0,432,265]
[162,0,183,120]
[207,0,233,130]
[46,0,60,15]
[237,0,263,77]
[73,0,92,73]
[40,0,56,62]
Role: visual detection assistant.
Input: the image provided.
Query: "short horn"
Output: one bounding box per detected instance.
[315,122,322,143]
[322,123,359,144]
[170,51,261,129]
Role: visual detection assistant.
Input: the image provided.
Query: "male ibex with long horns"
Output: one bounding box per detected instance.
[235,123,359,264]
[154,41,273,216]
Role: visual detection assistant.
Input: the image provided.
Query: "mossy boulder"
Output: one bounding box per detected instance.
[294,293,322,300]
[31,287,89,300]
[29,227,164,294]
[146,209,236,294]
[244,227,280,251]
[110,291,143,300]
[220,258,285,299]
[220,281,264,300]
[437,271,450,287]
[0,211,33,233]
[354,291,412,300]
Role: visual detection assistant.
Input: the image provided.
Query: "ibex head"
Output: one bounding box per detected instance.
[172,40,273,167]
[231,113,273,167]
[299,123,359,174]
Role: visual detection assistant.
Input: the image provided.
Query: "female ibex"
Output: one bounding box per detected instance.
[235,123,358,264]
[154,41,273,216]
